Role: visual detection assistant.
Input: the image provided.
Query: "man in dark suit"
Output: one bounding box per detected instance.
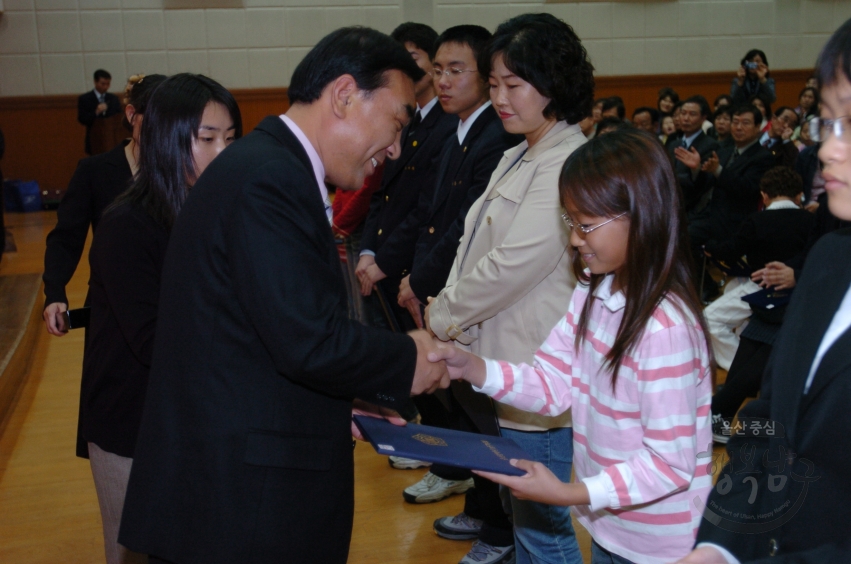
[77,69,121,155]
[689,104,775,298]
[677,21,851,563]
[758,106,800,168]
[356,22,457,331]
[118,28,449,564]
[668,96,720,215]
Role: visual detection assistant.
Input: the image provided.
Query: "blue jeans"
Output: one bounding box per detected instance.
[591,540,636,564]
[500,427,582,564]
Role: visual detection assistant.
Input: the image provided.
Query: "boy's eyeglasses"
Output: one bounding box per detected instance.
[561,212,628,235]
[431,68,478,80]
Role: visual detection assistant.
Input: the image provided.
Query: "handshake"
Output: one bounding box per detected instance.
[408,330,487,395]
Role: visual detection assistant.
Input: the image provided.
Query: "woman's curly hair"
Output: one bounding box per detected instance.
[478,13,595,125]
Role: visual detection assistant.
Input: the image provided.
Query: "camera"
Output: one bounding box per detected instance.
[745,61,759,70]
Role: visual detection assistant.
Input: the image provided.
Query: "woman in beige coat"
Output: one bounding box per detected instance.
[425,13,595,564]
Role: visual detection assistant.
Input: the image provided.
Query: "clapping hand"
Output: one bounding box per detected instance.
[701,151,720,174]
[674,146,702,171]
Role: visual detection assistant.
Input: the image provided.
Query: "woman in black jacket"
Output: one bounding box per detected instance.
[79,73,241,564]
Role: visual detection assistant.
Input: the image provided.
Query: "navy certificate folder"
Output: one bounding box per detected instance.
[353,415,530,476]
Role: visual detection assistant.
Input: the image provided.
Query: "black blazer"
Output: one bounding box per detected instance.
[764,137,799,169]
[703,142,776,235]
[794,144,820,203]
[77,90,122,155]
[119,116,418,564]
[666,131,719,213]
[43,140,132,307]
[361,102,456,279]
[705,206,815,272]
[695,228,851,562]
[408,105,522,302]
[78,203,168,459]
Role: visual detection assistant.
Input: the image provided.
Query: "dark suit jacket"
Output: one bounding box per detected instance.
[700,142,775,238]
[361,102,456,279]
[79,203,168,459]
[696,228,851,563]
[794,143,820,203]
[764,137,799,169]
[408,105,522,302]
[43,140,132,307]
[666,131,720,213]
[77,90,121,155]
[705,206,815,272]
[119,116,418,564]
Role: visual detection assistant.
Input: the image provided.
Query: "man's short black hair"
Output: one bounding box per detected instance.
[632,106,659,123]
[714,94,732,107]
[817,17,851,88]
[288,27,425,105]
[733,103,763,127]
[94,69,111,81]
[602,96,625,119]
[596,116,629,135]
[683,95,710,118]
[391,22,439,59]
[748,92,772,118]
[434,25,492,63]
[774,105,798,124]
[760,166,803,200]
[478,13,595,125]
[672,100,685,114]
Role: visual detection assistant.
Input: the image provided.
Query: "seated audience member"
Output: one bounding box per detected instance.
[395,24,523,563]
[81,73,241,564]
[796,137,823,207]
[795,86,820,120]
[680,21,851,563]
[584,98,606,139]
[689,104,775,300]
[690,94,715,133]
[709,105,735,148]
[659,114,677,145]
[702,166,814,373]
[595,116,628,136]
[78,69,122,155]
[714,93,733,111]
[631,106,659,134]
[421,14,592,563]
[658,86,679,116]
[806,74,819,89]
[355,22,456,330]
[431,128,713,564]
[44,74,167,337]
[667,96,720,215]
[671,100,685,136]
[760,106,800,168]
[600,96,625,120]
[731,48,776,105]
[749,93,772,131]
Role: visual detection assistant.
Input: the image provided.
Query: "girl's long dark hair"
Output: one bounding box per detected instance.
[111,73,242,231]
[559,128,711,384]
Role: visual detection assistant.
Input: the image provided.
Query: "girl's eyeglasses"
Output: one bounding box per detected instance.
[561,212,628,235]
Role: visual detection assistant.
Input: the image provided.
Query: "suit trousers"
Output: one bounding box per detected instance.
[711,336,772,420]
[88,442,148,564]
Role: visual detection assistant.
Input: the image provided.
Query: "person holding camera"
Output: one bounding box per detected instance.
[731,48,776,106]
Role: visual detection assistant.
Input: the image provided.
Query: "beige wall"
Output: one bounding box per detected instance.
[0,0,849,96]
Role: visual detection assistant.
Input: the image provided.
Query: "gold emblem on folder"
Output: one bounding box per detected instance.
[412,433,447,447]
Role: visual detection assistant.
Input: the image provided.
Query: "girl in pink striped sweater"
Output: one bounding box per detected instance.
[430,129,714,564]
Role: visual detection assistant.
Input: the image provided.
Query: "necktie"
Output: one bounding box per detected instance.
[762,137,771,148]
[408,110,422,136]
[682,139,688,149]
[727,150,740,167]
[324,195,333,224]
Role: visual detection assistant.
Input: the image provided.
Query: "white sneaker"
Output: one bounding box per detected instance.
[388,456,432,470]
[402,471,474,504]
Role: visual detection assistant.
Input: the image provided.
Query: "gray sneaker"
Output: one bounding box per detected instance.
[433,512,483,540]
[388,456,432,470]
[402,471,474,504]
[459,541,515,564]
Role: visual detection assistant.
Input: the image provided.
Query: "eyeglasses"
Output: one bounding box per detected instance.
[432,67,478,80]
[815,116,851,144]
[561,212,627,235]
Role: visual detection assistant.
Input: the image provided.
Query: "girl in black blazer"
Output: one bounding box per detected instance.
[80,74,241,564]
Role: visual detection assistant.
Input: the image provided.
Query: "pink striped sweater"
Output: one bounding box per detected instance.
[477,275,713,564]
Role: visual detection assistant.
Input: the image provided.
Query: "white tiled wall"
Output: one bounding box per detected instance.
[0,0,848,96]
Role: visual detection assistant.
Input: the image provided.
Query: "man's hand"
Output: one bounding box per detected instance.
[474,460,589,506]
[96,102,108,115]
[751,261,795,290]
[426,344,485,386]
[672,546,730,564]
[701,151,720,174]
[736,66,746,86]
[355,255,377,296]
[674,146,702,170]
[423,296,435,336]
[43,302,68,337]
[402,298,424,329]
[397,275,415,306]
[351,399,406,440]
[408,330,450,395]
